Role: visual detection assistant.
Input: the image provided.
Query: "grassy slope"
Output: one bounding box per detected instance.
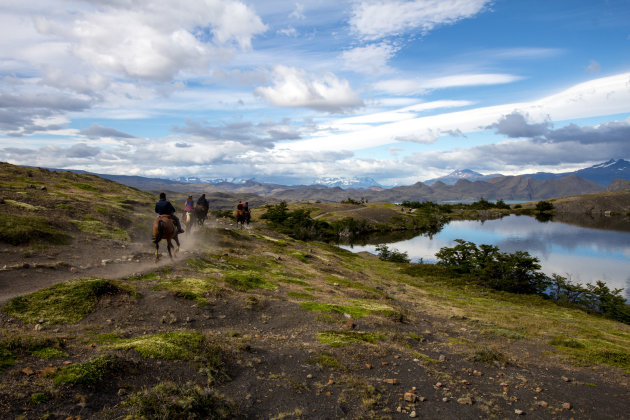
[0,164,629,418]
[0,162,156,244]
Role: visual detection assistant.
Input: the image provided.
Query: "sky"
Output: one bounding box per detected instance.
[1,0,629,186]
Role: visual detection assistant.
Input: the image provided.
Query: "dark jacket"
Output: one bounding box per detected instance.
[197,196,209,209]
[155,199,176,215]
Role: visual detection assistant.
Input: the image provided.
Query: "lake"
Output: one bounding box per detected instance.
[340,214,630,301]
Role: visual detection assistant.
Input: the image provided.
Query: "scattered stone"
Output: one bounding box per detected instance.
[537,401,549,408]
[419,396,426,402]
[381,361,389,366]
[34,324,43,331]
[515,409,525,415]
[383,379,398,385]
[365,363,372,369]
[457,396,473,405]
[500,382,509,387]
[327,379,334,385]
[404,392,417,403]
[439,354,446,361]
[535,386,543,393]
[442,397,449,402]
[435,382,443,388]
[473,370,483,376]
[306,374,313,379]
[21,367,35,376]
[409,410,417,418]
[561,376,571,382]
[562,402,572,410]
[117,388,127,396]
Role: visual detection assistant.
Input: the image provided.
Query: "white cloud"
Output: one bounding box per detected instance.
[350,0,492,40]
[254,65,364,112]
[375,73,522,95]
[341,42,399,74]
[586,60,601,73]
[285,72,630,152]
[27,0,267,82]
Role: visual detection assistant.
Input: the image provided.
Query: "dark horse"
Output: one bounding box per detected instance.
[235,208,250,228]
[152,215,180,261]
[194,204,209,226]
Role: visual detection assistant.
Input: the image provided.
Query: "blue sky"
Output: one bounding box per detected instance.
[1,0,629,185]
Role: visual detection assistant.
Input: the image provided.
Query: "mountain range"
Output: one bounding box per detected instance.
[66,159,630,203]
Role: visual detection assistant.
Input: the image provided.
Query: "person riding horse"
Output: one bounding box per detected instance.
[155,192,184,234]
[195,193,209,225]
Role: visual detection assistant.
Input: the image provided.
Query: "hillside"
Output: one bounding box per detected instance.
[0,163,629,418]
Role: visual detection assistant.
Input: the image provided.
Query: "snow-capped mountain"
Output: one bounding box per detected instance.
[174,176,248,185]
[521,159,630,186]
[312,176,382,189]
[424,169,503,185]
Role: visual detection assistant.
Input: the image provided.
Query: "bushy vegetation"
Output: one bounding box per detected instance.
[260,201,373,241]
[402,198,511,211]
[433,239,630,323]
[375,244,410,263]
[535,200,554,213]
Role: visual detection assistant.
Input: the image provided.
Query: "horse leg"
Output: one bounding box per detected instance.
[174,236,180,254]
[155,241,160,262]
[166,239,173,259]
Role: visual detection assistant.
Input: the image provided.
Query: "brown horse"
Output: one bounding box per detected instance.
[152,215,180,261]
[235,208,250,228]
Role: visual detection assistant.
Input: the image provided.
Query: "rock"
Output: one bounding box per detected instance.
[562,402,572,410]
[409,410,417,418]
[561,376,571,382]
[419,396,426,402]
[538,401,548,408]
[457,396,473,405]
[515,409,525,415]
[21,367,35,376]
[365,363,372,369]
[117,388,127,396]
[383,379,398,385]
[435,382,443,388]
[535,386,543,393]
[306,374,313,379]
[439,354,446,361]
[34,324,43,331]
[473,370,483,376]
[442,397,449,402]
[404,392,417,402]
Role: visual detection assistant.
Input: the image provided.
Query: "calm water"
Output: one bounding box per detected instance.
[341,215,630,301]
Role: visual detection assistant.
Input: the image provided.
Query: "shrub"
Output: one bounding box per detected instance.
[376,244,410,263]
[535,200,554,213]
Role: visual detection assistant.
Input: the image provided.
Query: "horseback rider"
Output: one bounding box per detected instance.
[197,193,209,210]
[244,201,249,211]
[155,192,184,234]
[237,201,244,211]
[183,195,194,213]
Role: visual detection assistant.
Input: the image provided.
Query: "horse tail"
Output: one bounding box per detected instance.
[154,219,164,243]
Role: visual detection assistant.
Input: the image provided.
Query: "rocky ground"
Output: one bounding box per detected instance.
[0,163,629,419]
[0,216,628,419]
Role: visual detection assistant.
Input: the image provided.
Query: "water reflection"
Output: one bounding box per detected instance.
[340,215,630,300]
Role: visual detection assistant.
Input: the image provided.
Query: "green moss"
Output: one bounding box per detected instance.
[31,347,68,359]
[154,277,221,304]
[469,348,508,365]
[53,355,123,385]
[306,353,342,368]
[287,291,314,300]
[1,278,128,324]
[0,213,70,245]
[317,331,385,347]
[4,199,46,211]
[31,393,49,404]
[300,300,399,319]
[549,337,585,349]
[71,219,130,241]
[126,382,237,419]
[104,331,203,359]
[223,271,277,291]
[0,347,15,371]
[412,351,441,364]
[484,328,525,340]
[325,276,385,296]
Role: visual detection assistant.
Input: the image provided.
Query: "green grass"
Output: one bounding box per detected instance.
[287,291,315,300]
[2,278,131,324]
[223,271,277,291]
[53,355,123,385]
[126,382,237,419]
[317,331,385,347]
[71,219,130,241]
[300,299,399,319]
[102,331,204,359]
[0,213,70,245]
[306,353,343,368]
[325,275,386,297]
[153,277,222,304]
[30,347,68,359]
